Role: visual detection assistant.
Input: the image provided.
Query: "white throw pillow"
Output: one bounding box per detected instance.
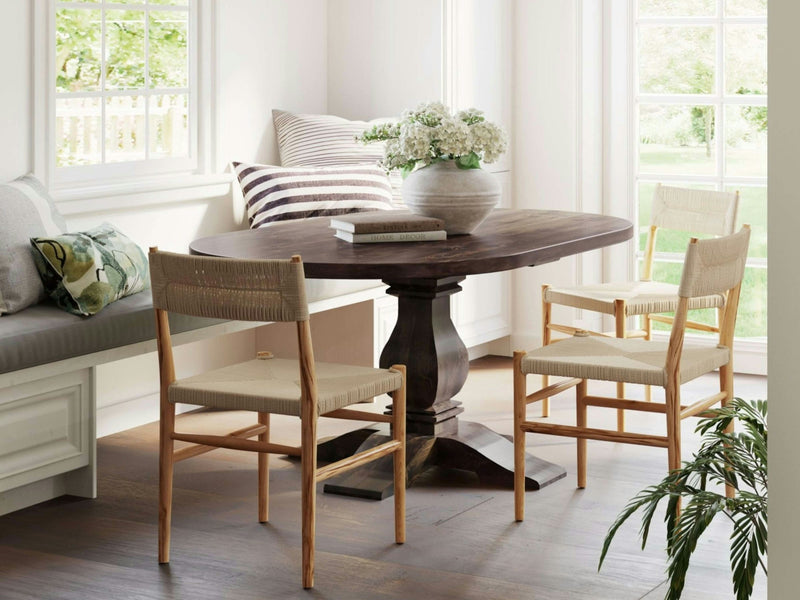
[0,174,67,315]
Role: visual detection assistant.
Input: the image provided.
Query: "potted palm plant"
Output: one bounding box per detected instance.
[599,398,767,600]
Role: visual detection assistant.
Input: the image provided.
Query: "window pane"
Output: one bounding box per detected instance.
[728,185,767,258]
[738,267,767,338]
[149,94,189,158]
[56,9,102,93]
[725,25,767,95]
[725,0,767,17]
[106,95,146,163]
[105,10,146,90]
[639,0,715,16]
[639,104,716,175]
[149,11,188,89]
[56,97,101,166]
[639,26,715,94]
[108,0,144,3]
[725,105,767,177]
[638,181,659,252]
[149,0,189,5]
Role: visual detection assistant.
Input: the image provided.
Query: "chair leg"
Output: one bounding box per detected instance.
[258,412,270,523]
[301,408,317,589]
[541,285,552,418]
[665,383,681,475]
[665,382,682,516]
[720,363,736,499]
[158,401,176,564]
[614,299,627,431]
[391,365,407,544]
[644,315,652,402]
[576,379,588,489]
[513,351,527,521]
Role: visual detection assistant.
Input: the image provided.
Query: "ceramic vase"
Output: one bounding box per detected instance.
[401,161,501,235]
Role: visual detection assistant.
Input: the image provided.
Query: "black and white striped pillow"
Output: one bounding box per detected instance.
[272,109,404,204]
[233,162,394,229]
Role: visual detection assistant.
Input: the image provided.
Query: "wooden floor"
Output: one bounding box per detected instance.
[0,356,768,600]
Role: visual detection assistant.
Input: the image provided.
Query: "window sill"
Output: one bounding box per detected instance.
[53,173,235,216]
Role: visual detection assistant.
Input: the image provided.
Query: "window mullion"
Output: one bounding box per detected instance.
[716,0,724,190]
[145,3,150,160]
[100,3,106,164]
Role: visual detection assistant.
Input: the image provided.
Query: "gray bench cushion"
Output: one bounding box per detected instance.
[0,292,223,374]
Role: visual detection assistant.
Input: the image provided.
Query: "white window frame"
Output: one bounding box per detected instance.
[33,0,219,200]
[602,0,767,374]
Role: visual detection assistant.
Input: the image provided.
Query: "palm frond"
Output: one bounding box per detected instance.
[599,398,767,600]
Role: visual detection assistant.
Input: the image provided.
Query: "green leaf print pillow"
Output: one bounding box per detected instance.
[30,223,150,316]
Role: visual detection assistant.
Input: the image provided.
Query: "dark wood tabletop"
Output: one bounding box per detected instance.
[189,208,633,279]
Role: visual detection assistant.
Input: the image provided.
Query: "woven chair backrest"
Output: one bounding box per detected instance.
[650,184,739,236]
[678,226,750,299]
[149,251,309,323]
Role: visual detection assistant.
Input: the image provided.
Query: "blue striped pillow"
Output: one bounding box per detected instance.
[233,163,394,229]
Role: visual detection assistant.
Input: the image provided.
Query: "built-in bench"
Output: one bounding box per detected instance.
[0,279,386,516]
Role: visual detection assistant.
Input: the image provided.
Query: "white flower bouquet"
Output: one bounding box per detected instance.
[359,102,508,177]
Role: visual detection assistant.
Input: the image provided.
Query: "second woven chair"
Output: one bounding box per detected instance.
[541,184,740,429]
[149,250,407,589]
[514,226,750,521]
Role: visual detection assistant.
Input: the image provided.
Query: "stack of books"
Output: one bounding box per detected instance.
[330,212,447,243]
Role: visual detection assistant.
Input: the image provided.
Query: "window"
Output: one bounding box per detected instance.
[49,0,196,186]
[634,0,767,342]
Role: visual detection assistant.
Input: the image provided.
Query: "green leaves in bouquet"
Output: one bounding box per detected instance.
[455,151,481,170]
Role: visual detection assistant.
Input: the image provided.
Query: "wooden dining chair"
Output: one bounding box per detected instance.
[540,184,740,430]
[149,249,407,589]
[514,226,750,522]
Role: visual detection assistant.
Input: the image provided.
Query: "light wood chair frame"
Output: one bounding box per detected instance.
[515,227,749,522]
[540,185,740,430]
[151,250,406,589]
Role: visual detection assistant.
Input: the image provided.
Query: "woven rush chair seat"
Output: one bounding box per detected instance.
[513,226,751,523]
[543,280,724,316]
[521,334,729,387]
[170,358,403,415]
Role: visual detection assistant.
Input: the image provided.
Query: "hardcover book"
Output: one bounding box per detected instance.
[334,229,447,243]
[330,211,445,234]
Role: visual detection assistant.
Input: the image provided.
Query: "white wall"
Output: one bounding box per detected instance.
[217,0,328,169]
[767,0,798,596]
[511,0,584,350]
[0,1,32,181]
[326,0,442,119]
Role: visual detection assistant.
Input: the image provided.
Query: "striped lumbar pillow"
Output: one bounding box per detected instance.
[0,174,67,315]
[272,109,404,204]
[232,162,394,229]
[273,109,387,167]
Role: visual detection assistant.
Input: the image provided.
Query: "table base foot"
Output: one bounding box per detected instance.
[320,421,566,500]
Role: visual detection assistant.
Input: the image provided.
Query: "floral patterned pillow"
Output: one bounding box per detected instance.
[30,223,150,316]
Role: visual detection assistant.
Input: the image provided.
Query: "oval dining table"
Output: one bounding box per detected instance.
[190,208,633,499]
